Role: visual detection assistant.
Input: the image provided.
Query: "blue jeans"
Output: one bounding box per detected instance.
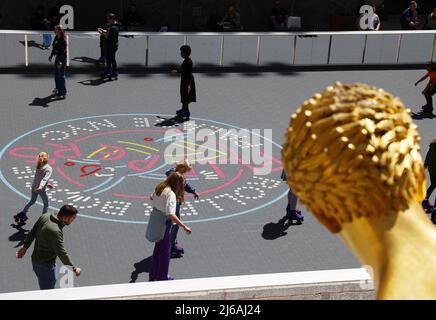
[54,57,67,95]
[22,190,49,214]
[42,34,52,47]
[170,204,181,248]
[32,262,57,290]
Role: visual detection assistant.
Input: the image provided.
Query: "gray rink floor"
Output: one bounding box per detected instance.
[0,68,433,293]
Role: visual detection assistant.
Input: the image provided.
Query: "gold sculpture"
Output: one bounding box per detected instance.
[282,82,436,299]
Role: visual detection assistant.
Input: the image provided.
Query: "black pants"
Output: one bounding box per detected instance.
[426,171,436,202]
[106,47,118,73]
[424,85,436,112]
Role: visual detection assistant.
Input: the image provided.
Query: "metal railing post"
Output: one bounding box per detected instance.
[327,35,333,65]
[361,34,368,64]
[24,34,29,67]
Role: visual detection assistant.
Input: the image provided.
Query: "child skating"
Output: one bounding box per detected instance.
[165,160,199,257]
[281,170,304,224]
[171,45,196,120]
[414,62,436,116]
[13,152,53,225]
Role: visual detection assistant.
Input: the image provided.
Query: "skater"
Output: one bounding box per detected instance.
[48,25,67,98]
[14,152,53,225]
[148,172,192,281]
[423,140,436,224]
[414,62,436,116]
[171,45,196,120]
[165,160,199,257]
[16,205,81,290]
[281,170,304,224]
[98,13,120,80]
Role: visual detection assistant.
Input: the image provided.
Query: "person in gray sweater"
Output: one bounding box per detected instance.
[14,152,53,225]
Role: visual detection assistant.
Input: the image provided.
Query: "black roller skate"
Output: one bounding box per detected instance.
[13,212,28,226]
[171,243,184,258]
[176,110,190,121]
[422,199,434,214]
[286,206,304,225]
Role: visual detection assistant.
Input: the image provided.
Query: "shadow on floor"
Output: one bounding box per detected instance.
[72,56,99,64]
[78,78,111,86]
[130,256,152,283]
[262,215,301,240]
[154,115,189,127]
[29,95,65,107]
[19,40,48,50]
[412,112,436,120]
[9,224,29,248]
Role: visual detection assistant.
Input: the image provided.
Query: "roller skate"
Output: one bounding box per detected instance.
[109,71,118,81]
[101,68,112,79]
[431,208,436,225]
[171,243,184,258]
[286,205,304,224]
[13,212,28,226]
[176,110,190,121]
[422,199,434,214]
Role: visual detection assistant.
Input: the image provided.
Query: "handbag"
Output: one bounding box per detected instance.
[145,207,168,242]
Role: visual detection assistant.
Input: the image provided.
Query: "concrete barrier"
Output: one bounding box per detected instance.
[0,268,375,300]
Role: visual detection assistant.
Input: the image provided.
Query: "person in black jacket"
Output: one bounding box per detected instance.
[49,25,67,98]
[171,45,196,120]
[423,140,436,224]
[98,13,120,80]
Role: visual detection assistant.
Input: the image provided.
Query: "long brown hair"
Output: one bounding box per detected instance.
[54,25,67,42]
[155,172,185,202]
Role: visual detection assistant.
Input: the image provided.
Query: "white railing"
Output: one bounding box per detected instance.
[0,268,372,300]
[0,30,435,68]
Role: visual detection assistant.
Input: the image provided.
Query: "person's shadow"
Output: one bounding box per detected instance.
[19,40,45,50]
[9,224,29,248]
[29,95,65,108]
[130,256,152,283]
[262,215,300,240]
[154,115,189,127]
[72,56,98,64]
[78,78,109,86]
[412,112,436,120]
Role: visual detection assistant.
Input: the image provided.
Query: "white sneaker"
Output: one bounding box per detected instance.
[52,88,58,95]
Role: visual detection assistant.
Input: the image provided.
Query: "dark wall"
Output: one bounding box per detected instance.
[0,0,375,31]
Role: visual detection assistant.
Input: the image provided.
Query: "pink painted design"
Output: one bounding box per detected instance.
[45,142,82,159]
[128,155,160,172]
[80,165,102,177]
[95,145,126,161]
[56,167,85,187]
[208,161,226,179]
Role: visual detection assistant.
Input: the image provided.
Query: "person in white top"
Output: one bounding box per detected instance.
[149,172,192,281]
[14,152,53,225]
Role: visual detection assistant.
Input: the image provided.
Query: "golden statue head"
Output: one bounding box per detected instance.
[282,82,426,233]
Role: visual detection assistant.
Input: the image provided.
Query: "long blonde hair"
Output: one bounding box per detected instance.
[155,172,185,202]
[54,25,67,42]
[36,152,49,169]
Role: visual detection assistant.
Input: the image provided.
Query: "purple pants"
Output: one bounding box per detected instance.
[149,220,172,281]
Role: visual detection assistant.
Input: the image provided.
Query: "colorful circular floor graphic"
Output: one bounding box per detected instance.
[0,114,286,224]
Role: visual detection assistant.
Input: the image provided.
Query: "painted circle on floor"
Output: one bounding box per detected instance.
[0,114,287,224]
